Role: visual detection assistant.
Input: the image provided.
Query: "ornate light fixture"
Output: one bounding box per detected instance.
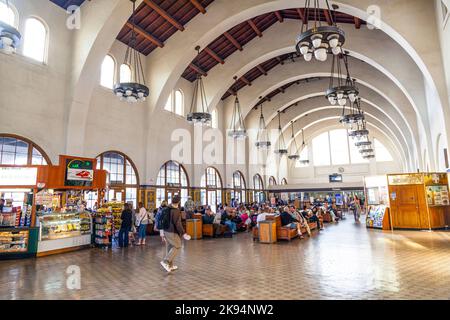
[0,0,21,55]
[228,78,247,139]
[295,0,345,62]
[349,119,369,140]
[274,112,288,155]
[299,129,310,165]
[255,101,271,149]
[326,52,359,107]
[340,97,365,128]
[187,47,212,125]
[114,0,149,103]
[355,139,372,148]
[362,153,375,160]
[288,121,300,160]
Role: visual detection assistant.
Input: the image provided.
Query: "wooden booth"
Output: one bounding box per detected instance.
[387,173,449,230]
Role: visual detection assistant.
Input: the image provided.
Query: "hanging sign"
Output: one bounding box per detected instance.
[65,158,94,187]
[0,167,37,186]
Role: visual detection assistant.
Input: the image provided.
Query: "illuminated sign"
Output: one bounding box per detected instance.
[0,167,38,186]
[65,159,94,187]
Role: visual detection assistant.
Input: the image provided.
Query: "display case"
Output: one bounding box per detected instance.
[38,211,92,241]
[0,227,39,259]
[36,211,92,256]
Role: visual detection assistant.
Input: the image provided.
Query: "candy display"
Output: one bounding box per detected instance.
[0,230,29,253]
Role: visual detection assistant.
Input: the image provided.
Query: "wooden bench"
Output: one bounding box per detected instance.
[202,224,214,237]
[322,213,332,223]
[266,215,298,241]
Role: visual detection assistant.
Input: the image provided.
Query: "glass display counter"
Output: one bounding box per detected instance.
[36,211,92,256]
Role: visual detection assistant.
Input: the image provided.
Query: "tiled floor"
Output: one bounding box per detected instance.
[1,216,450,300]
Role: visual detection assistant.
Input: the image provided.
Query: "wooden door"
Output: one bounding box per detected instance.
[390,185,421,229]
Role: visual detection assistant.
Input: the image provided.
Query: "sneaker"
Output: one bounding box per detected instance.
[160,261,172,273]
[170,265,178,271]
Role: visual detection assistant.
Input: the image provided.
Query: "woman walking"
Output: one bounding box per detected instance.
[136,202,151,245]
[353,195,362,222]
[118,203,133,248]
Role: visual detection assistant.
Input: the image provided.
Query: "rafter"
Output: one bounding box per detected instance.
[296,8,305,22]
[257,65,267,76]
[189,0,206,14]
[189,63,207,76]
[204,47,225,64]
[126,22,164,48]
[274,11,284,23]
[240,76,251,86]
[143,0,185,31]
[323,9,332,25]
[247,19,263,37]
[354,17,362,29]
[224,32,243,51]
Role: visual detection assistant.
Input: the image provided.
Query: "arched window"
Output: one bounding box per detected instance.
[0,1,17,27]
[156,161,189,208]
[200,167,222,212]
[164,89,184,116]
[119,64,131,83]
[281,178,288,185]
[23,17,47,63]
[0,134,50,165]
[253,174,265,203]
[232,171,246,204]
[96,151,139,209]
[100,55,115,89]
[269,176,277,186]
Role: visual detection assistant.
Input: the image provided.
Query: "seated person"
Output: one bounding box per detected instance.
[239,210,252,232]
[202,207,215,225]
[221,208,237,234]
[290,206,311,237]
[309,207,323,231]
[280,207,304,239]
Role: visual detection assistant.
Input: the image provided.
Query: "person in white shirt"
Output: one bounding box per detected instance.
[136,202,152,245]
[256,212,268,228]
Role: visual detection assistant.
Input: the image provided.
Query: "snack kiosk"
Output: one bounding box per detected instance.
[0,166,40,259]
[34,155,107,256]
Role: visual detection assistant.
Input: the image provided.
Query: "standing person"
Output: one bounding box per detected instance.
[155,200,168,244]
[135,202,150,246]
[353,195,362,222]
[118,203,132,248]
[0,198,5,212]
[160,195,191,273]
[184,196,195,220]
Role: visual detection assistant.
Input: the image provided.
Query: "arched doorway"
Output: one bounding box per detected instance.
[200,167,223,212]
[155,161,189,207]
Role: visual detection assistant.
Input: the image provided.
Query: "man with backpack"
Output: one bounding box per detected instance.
[159,195,191,273]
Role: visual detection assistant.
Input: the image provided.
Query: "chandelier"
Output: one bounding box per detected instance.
[299,129,310,165]
[295,0,345,62]
[228,81,247,139]
[114,0,149,103]
[349,119,369,140]
[326,52,359,107]
[0,0,21,55]
[340,97,365,128]
[187,47,212,126]
[355,139,372,148]
[274,112,288,155]
[255,102,271,149]
[288,121,300,160]
[362,153,375,160]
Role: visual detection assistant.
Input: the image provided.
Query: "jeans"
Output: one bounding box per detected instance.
[118,226,131,247]
[224,220,237,233]
[138,224,147,239]
[163,232,182,267]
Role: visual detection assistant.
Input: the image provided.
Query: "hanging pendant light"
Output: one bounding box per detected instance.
[326,51,359,108]
[299,129,310,165]
[288,121,300,160]
[349,118,369,140]
[274,112,288,155]
[295,0,345,62]
[255,101,271,149]
[187,46,212,126]
[228,77,247,139]
[0,0,21,55]
[114,0,149,103]
[340,97,365,128]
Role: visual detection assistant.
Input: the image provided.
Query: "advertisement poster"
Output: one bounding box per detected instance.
[65,158,94,187]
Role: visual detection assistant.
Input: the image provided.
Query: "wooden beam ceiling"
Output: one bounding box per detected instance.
[143,0,185,31]
[224,31,243,51]
[323,9,332,25]
[354,17,362,29]
[189,0,206,14]
[274,11,284,23]
[204,47,225,64]
[257,65,267,76]
[189,63,207,76]
[125,22,164,48]
[248,19,263,37]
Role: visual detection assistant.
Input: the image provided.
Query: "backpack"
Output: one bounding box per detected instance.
[156,206,171,231]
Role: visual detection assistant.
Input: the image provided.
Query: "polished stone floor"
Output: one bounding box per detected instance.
[1,216,450,300]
